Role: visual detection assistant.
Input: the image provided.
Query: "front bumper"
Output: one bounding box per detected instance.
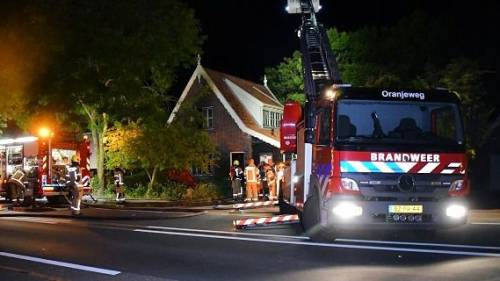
[325,196,468,230]
[41,184,93,197]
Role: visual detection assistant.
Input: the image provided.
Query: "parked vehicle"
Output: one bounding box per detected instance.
[0,135,92,205]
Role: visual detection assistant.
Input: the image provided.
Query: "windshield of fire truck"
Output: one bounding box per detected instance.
[335,100,464,145]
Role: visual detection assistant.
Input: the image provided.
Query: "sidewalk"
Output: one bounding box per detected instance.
[0,205,206,220]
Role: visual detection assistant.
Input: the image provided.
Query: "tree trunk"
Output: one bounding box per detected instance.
[96,113,108,190]
[148,165,159,191]
[80,101,109,192]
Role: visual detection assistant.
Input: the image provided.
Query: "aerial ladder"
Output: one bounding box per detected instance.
[287,0,343,199]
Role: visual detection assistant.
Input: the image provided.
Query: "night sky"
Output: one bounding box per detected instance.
[183,0,497,83]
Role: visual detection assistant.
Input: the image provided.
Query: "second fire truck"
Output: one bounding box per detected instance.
[0,134,92,205]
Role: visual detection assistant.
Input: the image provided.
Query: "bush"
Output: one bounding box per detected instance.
[159,182,187,200]
[190,182,221,201]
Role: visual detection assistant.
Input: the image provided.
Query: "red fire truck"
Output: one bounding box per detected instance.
[279,0,469,241]
[0,134,92,205]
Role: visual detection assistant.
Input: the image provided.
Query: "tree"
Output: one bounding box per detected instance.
[104,103,217,191]
[264,51,304,103]
[26,0,203,188]
[0,1,59,133]
[439,58,494,148]
[265,11,496,149]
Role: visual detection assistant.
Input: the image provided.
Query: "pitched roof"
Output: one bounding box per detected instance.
[205,69,282,108]
[168,65,283,147]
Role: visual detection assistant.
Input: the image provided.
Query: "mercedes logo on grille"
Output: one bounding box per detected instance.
[398,174,415,192]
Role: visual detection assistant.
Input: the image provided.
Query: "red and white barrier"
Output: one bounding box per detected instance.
[233,214,299,229]
[214,200,278,210]
[232,200,278,210]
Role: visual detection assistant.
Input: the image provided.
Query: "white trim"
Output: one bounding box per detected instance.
[253,86,282,106]
[199,67,280,147]
[167,64,203,124]
[224,79,264,107]
[168,65,280,148]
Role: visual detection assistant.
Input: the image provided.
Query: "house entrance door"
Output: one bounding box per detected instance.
[230,152,245,168]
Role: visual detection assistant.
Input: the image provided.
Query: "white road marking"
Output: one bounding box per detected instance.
[0,251,121,275]
[146,226,310,240]
[335,238,500,251]
[0,217,63,225]
[133,229,500,258]
[471,222,500,226]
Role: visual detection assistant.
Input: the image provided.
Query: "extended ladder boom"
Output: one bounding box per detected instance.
[288,0,342,143]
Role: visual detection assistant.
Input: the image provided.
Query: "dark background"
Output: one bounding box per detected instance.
[183,0,498,83]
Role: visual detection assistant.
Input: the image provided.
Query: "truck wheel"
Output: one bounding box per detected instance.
[22,196,33,206]
[278,190,296,215]
[302,187,335,242]
[47,195,68,205]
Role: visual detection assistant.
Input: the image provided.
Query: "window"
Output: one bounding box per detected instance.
[318,109,331,145]
[263,110,270,127]
[202,106,214,129]
[262,109,283,129]
[336,100,464,145]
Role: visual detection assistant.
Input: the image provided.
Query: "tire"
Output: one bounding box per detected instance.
[47,195,68,205]
[278,189,297,215]
[302,186,336,242]
[22,196,33,206]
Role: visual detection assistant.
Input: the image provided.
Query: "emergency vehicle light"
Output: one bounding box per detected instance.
[340,178,359,192]
[332,202,363,219]
[446,204,467,219]
[449,180,465,192]
[0,136,38,145]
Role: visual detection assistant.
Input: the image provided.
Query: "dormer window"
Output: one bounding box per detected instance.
[263,109,282,128]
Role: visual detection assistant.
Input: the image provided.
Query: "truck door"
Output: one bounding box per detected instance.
[314,107,333,199]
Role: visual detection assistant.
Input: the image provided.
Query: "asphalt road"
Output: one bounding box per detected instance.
[1,203,500,281]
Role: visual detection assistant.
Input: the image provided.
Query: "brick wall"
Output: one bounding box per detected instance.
[183,78,252,182]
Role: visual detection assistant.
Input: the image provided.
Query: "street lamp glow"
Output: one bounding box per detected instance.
[39,127,52,138]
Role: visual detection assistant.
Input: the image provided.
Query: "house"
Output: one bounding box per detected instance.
[168,61,284,181]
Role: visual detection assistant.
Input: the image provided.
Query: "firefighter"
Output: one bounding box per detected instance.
[265,159,276,200]
[275,162,286,198]
[66,156,83,216]
[7,168,26,205]
[258,161,267,199]
[114,167,125,203]
[244,159,259,202]
[230,160,243,201]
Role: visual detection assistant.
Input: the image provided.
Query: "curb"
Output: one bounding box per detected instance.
[85,198,223,208]
[0,208,207,221]
[82,203,214,213]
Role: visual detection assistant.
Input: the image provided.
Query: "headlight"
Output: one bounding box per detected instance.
[332,202,363,219]
[449,180,465,192]
[446,204,467,219]
[341,178,359,192]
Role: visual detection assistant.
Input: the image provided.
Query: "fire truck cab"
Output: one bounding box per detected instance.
[280,86,469,241]
[0,135,92,205]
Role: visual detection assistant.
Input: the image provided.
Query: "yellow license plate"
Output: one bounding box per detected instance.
[388,205,423,214]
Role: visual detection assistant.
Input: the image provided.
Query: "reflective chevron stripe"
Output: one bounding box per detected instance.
[340,161,463,174]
